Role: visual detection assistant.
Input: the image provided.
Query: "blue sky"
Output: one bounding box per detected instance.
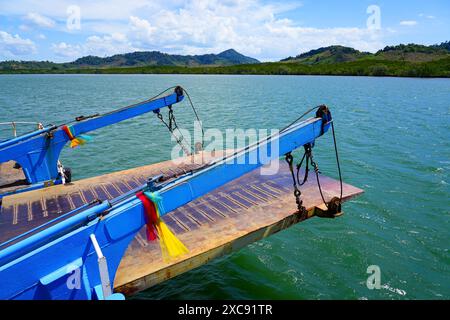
[0,0,449,62]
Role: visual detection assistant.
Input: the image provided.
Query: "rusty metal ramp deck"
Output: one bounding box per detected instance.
[0,154,363,297]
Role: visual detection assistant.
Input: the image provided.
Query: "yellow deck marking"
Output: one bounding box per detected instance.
[261,182,284,195]
[89,187,99,200]
[101,184,112,199]
[179,207,202,226]
[249,185,278,199]
[66,195,76,211]
[232,191,259,206]
[27,201,32,221]
[135,233,147,248]
[201,198,230,217]
[121,180,133,191]
[219,192,250,210]
[78,190,88,204]
[207,195,239,215]
[41,198,47,218]
[243,188,269,202]
[12,205,18,225]
[170,215,190,232]
[195,208,216,222]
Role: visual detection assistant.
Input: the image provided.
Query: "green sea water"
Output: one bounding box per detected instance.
[0,74,449,299]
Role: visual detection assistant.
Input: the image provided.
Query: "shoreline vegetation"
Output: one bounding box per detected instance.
[1,43,449,78]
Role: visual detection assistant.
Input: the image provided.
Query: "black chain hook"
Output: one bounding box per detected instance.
[155,105,191,156]
[285,152,307,218]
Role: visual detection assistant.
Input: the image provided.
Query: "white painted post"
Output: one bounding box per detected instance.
[90,234,112,299]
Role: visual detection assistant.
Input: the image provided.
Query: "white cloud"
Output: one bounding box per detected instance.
[129,16,157,43]
[52,33,134,59]
[9,0,389,60]
[400,20,417,26]
[23,12,56,28]
[0,30,36,57]
[120,1,385,60]
[0,0,162,20]
[419,13,436,19]
[83,33,134,57]
[19,24,29,31]
[51,42,81,58]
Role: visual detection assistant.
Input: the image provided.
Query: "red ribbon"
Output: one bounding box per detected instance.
[62,125,75,140]
[136,191,158,241]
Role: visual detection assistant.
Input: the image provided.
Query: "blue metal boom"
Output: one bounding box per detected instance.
[0,115,330,300]
[0,88,184,197]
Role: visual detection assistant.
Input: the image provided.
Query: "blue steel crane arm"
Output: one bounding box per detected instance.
[64,91,183,137]
[0,116,330,300]
[0,90,184,189]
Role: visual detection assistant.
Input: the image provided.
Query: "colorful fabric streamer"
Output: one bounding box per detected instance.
[136,191,189,262]
[62,125,92,148]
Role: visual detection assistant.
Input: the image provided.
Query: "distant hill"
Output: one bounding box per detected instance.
[373,43,450,62]
[282,42,450,64]
[281,45,371,64]
[0,60,61,71]
[433,41,450,51]
[70,49,259,67]
[1,42,448,77]
[0,49,259,71]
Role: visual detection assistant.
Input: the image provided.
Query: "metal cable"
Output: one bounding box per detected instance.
[52,86,180,128]
[183,89,205,149]
[310,120,343,208]
[182,106,323,177]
